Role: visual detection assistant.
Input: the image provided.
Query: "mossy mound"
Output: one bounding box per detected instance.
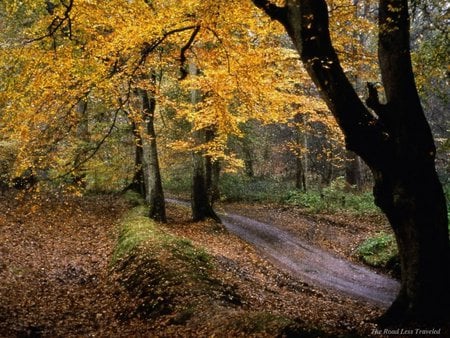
[111,206,216,318]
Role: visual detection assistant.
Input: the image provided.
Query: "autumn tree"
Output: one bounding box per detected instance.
[252,0,449,325]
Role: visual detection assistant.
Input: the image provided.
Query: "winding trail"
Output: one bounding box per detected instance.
[166,198,400,307]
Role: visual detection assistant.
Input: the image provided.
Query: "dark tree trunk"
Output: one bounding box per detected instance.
[205,154,221,206]
[345,151,362,188]
[205,128,221,205]
[372,0,450,324]
[253,0,450,325]
[188,63,221,222]
[127,121,146,198]
[73,99,89,187]
[141,88,166,223]
[295,155,306,191]
[192,149,221,223]
[293,115,307,191]
[242,144,255,178]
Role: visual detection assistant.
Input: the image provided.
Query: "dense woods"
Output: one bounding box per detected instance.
[1,0,449,331]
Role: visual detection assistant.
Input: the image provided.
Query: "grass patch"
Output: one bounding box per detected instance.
[111,205,214,318]
[356,232,399,271]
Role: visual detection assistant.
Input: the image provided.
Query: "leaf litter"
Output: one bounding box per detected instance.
[1,191,388,337]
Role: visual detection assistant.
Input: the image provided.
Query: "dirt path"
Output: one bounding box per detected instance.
[1,194,396,337]
[166,198,400,307]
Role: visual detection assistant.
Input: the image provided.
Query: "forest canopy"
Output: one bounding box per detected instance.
[0,0,447,193]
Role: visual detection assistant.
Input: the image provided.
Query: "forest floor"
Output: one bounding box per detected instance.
[0,191,439,337]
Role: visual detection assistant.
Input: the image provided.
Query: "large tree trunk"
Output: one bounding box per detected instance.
[253,0,450,325]
[192,149,221,222]
[372,0,450,324]
[141,86,166,223]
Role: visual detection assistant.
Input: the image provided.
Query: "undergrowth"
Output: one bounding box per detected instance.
[285,177,379,215]
[356,232,399,275]
[219,174,293,203]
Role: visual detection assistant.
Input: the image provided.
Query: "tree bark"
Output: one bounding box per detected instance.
[189,63,221,222]
[373,0,450,324]
[345,150,362,188]
[205,129,221,205]
[73,99,89,187]
[141,84,166,223]
[253,0,450,325]
[295,155,306,191]
[126,120,146,198]
[192,149,221,223]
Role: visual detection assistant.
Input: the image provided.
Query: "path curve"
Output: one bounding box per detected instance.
[166,198,400,307]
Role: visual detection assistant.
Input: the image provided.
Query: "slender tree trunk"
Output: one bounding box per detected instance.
[253,0,450,325]
[242,142,255,178]
[345,150,362,188]
[295,155,306,191]
[324,150,334,186]
[127,121,146,198]
[141,87,166,223]
[189,63,221,222]
[205,129,221,205]
[302,131,308,188]
[292,113,307,190]
[73,99,89,187]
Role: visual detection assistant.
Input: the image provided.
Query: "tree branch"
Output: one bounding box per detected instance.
[179,25,201,80]
[251,0,287,22]
[26,0,74,44]
[140,25,199,63]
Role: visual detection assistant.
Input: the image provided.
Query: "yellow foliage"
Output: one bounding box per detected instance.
[0,0,374,184]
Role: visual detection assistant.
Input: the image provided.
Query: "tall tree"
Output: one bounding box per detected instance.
[188,63,221,222]
[252,0,450,325]
[126,116,146,198]
[141,84,166,222]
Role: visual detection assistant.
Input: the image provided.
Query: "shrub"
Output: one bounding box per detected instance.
[356,232,399,271]
[0,140,18,183]
[219,174,292,203]
[285,177,379,215]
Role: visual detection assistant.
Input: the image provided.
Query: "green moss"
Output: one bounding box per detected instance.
[122,190,146,206]
[110,205,214,318]
[110,205,160,264]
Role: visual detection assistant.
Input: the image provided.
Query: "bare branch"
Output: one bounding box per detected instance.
[178,25,200,80]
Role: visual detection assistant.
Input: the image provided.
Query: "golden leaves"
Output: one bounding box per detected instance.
[0,0,348,182]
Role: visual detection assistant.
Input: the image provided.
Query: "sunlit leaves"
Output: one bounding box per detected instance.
[0,0,364,186]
